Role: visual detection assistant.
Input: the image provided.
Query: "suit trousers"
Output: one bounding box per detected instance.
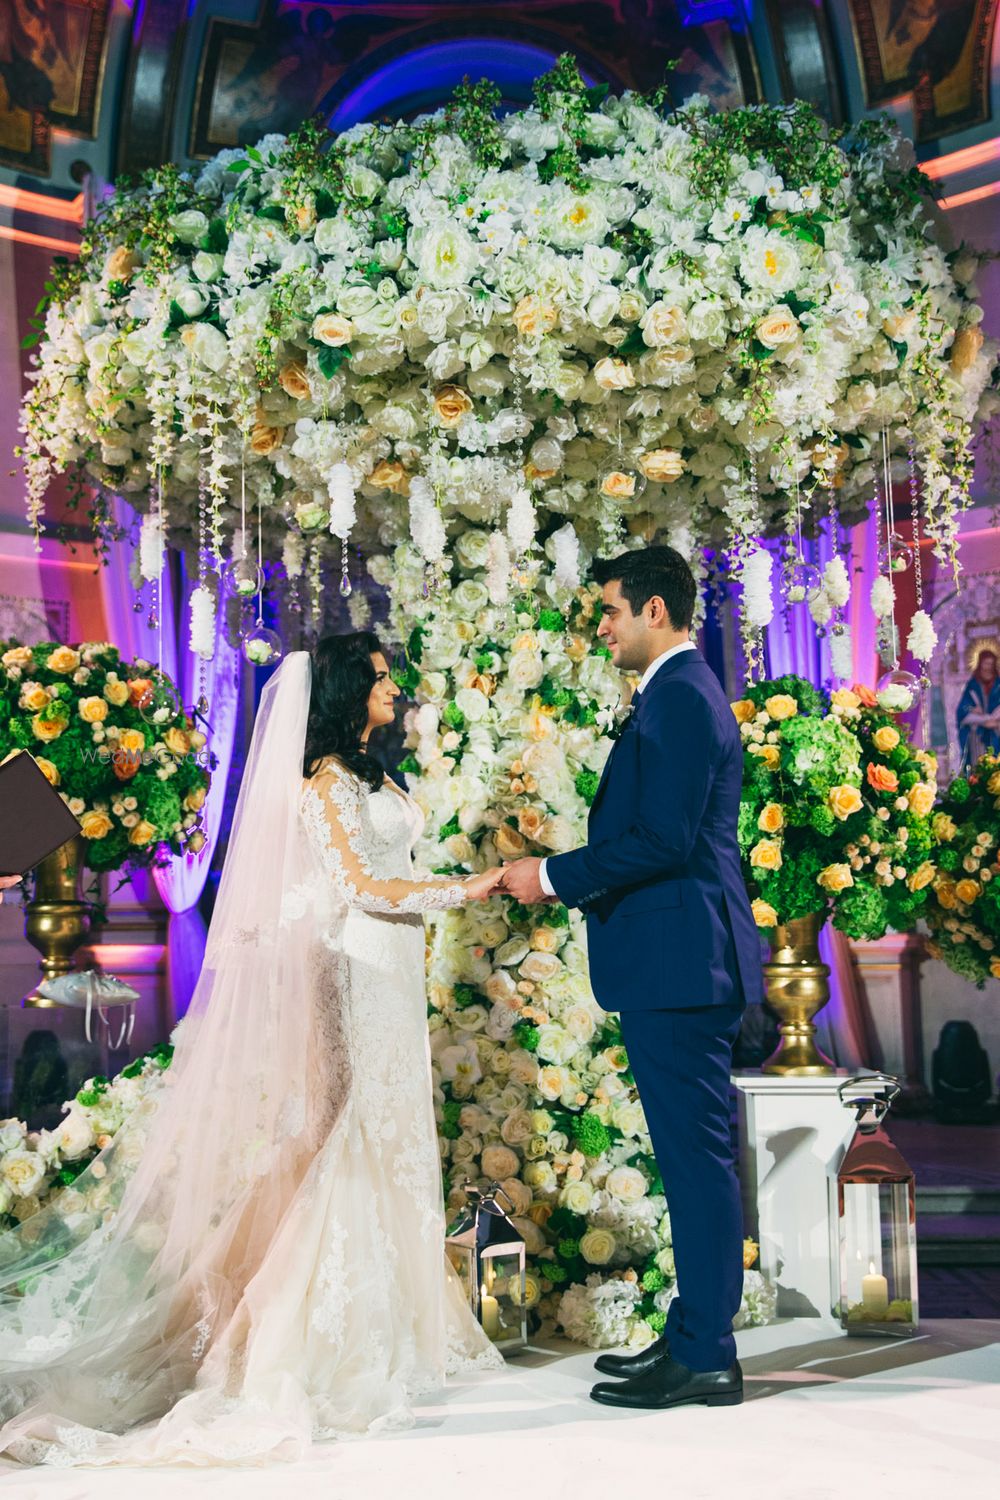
[618,1003,745,1372]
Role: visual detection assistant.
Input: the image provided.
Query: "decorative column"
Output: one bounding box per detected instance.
[848,934,928,1106]
[733,1073,856,1321]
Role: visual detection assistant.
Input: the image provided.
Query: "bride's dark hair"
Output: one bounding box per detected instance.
[303,631,386,789]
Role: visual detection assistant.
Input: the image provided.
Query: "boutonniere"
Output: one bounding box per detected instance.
[599,700,635,741]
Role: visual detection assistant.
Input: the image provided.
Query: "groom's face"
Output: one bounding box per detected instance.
[597,580,649,672]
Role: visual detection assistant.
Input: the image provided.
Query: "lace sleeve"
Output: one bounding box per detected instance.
[304,769,468,914]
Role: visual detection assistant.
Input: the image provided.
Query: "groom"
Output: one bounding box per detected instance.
[501,544,762,1410]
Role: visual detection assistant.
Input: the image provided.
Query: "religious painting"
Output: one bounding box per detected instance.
[848,0,999,141]
[926,573,1000,778]
[190,0,758,158]
[0,0,110,173]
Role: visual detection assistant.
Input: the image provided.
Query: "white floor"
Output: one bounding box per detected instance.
[2,1319,998,1500]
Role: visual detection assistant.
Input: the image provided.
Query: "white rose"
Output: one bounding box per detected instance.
[611,1100,647,1136]
[454,688,489,723]
[580,1226,617,1265]
[52,1107,96,1162]
[559,1180,595,1215]
[454,530,492,569]
[522,1160,558,1193]
[171,282,209,319]
[586,287,620,328]
[179,321,229,371]
[535,1023,578,1065]
[413,224,478,289]
[605,1165,648,1203]
[452,579,490,615]
[494,937,530,967]
[520,952,563,983]
[507,651,545,691]
[192,251,224,283]
[0,1119,25,1152]
[169,210,209,244]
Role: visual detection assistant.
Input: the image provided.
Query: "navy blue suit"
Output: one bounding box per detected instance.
[546,647,763,1370]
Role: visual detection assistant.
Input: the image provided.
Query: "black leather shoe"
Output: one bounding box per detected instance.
[590,1356,743,1410]
[594,1333,670,1378]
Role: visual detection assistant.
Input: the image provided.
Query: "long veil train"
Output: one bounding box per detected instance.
[0,650,492,1465]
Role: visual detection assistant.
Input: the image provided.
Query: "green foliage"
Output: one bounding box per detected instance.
[572,1111,611,1158]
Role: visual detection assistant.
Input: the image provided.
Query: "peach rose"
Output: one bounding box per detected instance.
[112,751,142,782]
[643,304,687,345]
[955,879,981,906]
[369,460,410,495]
[530,926,561,954]
[907,861,936,893]
[120,728,146,753]
[250,420,285,456]
[600,470,637,500]
[749,838,782,871]
[517,806,546,839]
[495,824,527,859]
[432,384,473,427]
[524,460,558,482]
[828,784,863,821]
[764,694,797,721]
[513,296,558,338]
[103,679,130,707]
[34,757,59,786]
[127,678,154,709]
[935,878,957,909]
[757,803,784,834]
[78,696,108,724]
[278,360,311,400]
[80,811,113,840]
[311,312,353,346]
[867,763,898,793]
[757,307,800,349]
[48,646,81,674]
[872,726,900,754]
[751,898,778,928]
[3,646,34,670]
[950,325,984,374]
[593,357,635,390]
[639,448,685,483]
[20,684,50,712]
[128,820,158,847]
[907,782,935,817]
[731,699,756,725]
[882,309,917,341]
[830,688,861,714]
[106,246,139,282]
[817,863,854,893]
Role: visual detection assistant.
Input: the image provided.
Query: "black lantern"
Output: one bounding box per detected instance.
[445,1182,527,1352]
[831,1074,918,1337]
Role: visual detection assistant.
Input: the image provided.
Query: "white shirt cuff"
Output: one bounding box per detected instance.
[538,858,556,897]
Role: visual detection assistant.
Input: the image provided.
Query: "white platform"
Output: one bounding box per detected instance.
[3,1320,997,1500]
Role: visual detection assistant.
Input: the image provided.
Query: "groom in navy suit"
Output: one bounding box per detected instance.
[501,545,762,1410]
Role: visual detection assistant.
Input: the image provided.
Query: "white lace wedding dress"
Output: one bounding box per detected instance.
[0,659,502,1469]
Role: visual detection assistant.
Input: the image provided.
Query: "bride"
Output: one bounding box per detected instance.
[0,633,506,1467]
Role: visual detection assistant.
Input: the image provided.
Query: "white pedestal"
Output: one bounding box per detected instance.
[733,1073,856,1320]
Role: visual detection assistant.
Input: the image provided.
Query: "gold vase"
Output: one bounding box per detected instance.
[23,835,91,1007]
[762,912,835,1076]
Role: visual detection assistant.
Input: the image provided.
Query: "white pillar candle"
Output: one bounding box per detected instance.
[480,1287,500,1339]
[861,1263,889,1316]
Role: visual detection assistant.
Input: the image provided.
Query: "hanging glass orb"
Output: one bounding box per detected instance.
[598,460,646,503]
[876,668,921,714]
[135,671,182,728]
[886,534,914,573]
[222,555,264,598]
[241,625,284,667]
[786,560,822,604]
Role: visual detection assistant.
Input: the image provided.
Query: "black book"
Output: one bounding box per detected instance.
[0,751,84,876]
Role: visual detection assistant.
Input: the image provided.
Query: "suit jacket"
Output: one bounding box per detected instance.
[545,648,764,1012]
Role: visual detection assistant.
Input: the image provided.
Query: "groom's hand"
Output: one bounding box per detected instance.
[500,857,553,905]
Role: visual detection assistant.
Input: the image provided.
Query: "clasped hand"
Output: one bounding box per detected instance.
[463,857,554,904]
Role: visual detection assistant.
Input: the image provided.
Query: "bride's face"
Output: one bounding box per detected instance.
[366,652,400,732]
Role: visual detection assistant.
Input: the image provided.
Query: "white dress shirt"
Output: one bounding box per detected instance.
[538,640,697,896]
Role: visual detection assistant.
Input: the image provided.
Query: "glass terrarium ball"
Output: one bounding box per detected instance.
[599,463,646,502]
[876,668,921,714]
[134,671,181,728]
[786,560,822,604]
[886,534,914,573]
[241,626,284,667]
[222,555,264,598]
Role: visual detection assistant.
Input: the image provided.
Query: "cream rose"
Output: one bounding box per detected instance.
[369,460,410,495]
[278,360,311,399]
[481,1144,520,1180]
[757,306,800,349]
[103,679,130,707]
[751,898,778,927]
[641,302,687,347]
[1,1150,46,1198]
[311,312,354,346]
[513,296,558,338]
[828,784,863,821]
[872,726,900,754]
[907,782,935,817]
[639,448,685,483]
[599,470,637,500]
[250,421,285,456]
[605,1165,648,1203]
[3,646,34,670]
[764,694,797,721]
[559,1180,595,1215]
[495,824,527,859]
[54,1108,95,1161]
[128,819,158,847]
[749,838,782,871]
[580,1227,617,1265]
[80,811,113,840]
[817,863,854,893]
[106,246,139,282]
[593,357,635,390]
[75,695,107,726]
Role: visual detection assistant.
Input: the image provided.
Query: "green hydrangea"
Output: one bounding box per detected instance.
[572,1111,611,1158]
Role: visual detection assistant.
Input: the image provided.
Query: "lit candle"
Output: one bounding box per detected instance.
[861,1262,889,1317]
[480,1285,500,1340]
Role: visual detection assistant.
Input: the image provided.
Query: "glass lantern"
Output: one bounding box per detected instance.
[831,1075,918,1338]
[445,1182,527,1353]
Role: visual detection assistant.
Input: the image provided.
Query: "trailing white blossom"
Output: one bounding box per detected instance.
[830,626,854,680]
[139,513,164,582]
[907,608,938,662]
[507,484,536,559]
[409,476,446,564]
[741,549,774,629]
[871,575,896,617]
[188,584,217,660]
[486,531,510,605]
[552,523,581,591]
[823,555,851,609]
[327,462,357,541]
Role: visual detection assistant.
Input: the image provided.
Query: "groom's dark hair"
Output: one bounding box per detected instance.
[592,545,696,631]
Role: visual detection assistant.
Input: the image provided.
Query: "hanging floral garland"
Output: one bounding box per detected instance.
[19,58,997,661]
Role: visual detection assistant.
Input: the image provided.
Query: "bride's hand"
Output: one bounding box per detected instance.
[463,868,507,901]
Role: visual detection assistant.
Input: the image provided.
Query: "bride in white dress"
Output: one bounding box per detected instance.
[0,634,505,1467]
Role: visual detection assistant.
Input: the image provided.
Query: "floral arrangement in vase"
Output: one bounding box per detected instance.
[0,1044,173,1233]
[924,752,1000,987]
[0,641,212,872]
[735,675,939,938]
